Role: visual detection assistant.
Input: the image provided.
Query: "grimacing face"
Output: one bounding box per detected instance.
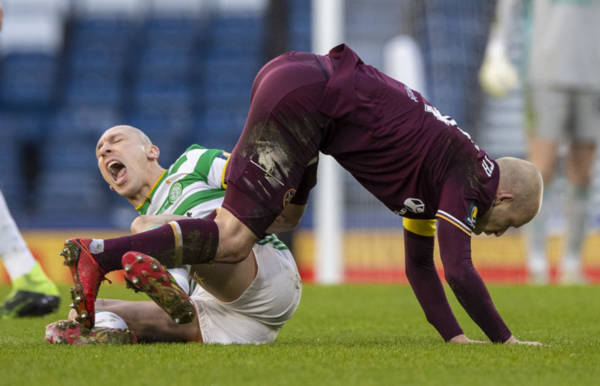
[96,127,154,198]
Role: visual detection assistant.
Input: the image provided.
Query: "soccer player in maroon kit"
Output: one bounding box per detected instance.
[65,44,542,345]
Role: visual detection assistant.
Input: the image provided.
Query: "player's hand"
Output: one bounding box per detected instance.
[479,39,519,98]
[449,334,488,344]
[503,335,542,346]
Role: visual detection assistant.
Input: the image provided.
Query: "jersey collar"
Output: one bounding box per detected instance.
[136,169,167,214]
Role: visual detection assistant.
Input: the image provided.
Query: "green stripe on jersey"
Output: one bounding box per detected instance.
[194,149,225,182]
[169,154,188,175]
[256,234,289,250]
[172,189,226,215]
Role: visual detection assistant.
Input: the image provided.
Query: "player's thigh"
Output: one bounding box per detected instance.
[528,139,559,182]
[566,142,596,186]
[224,96,326,237]
[572,91,600,143]
[564,91,600,185]
[529,85,569,141]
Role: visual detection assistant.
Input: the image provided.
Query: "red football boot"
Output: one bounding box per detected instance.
[122,251,195,324]
[45,320,136,345]
[60,239,107,329]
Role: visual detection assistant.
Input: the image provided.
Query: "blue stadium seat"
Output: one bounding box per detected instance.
[194,107,246,151]
[208,15,264,57]
[37,170,108,217]
[48,107,121,137]
[132,82,192,113]
[143,16,207,51]
[125,110,193,165]
[136,48,191,85]
[0,52,58,106]
[64,78,122,108]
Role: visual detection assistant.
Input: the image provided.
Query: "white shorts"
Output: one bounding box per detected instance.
[190,241,302,344]
[529,86,600,143]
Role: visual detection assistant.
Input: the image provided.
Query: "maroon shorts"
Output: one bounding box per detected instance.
[222,52,330,237]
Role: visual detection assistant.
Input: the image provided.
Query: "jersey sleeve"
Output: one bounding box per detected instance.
[206,151,230,190]
[185,146,229,189]
[435,172,480,237]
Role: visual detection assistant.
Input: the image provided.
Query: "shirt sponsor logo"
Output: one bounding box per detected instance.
[403,198,425,214]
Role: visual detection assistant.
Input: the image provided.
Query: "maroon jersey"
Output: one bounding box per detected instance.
[319,44,499,233]
[224,44,499,236]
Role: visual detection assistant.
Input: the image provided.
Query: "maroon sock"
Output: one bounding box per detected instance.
[91,218,219,273]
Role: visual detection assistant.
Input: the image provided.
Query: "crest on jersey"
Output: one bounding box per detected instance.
[465,201,478,228]
[403,198,425,214]
[168,182,183,203]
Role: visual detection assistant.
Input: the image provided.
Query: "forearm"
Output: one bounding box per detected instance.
[437,223,511,342]
[404,229,463,341]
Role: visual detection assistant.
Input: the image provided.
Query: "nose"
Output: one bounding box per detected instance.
[98,143,112,156]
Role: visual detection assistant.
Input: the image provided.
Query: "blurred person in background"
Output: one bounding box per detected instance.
[46,125,301,344]
[0,0,60,319]
[480,0,600,284]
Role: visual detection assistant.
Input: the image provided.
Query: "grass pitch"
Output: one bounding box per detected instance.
[1,283,599,386]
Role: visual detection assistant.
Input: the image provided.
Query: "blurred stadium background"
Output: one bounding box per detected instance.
[0,0,599,285]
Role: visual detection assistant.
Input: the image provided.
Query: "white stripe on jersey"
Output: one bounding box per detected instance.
[436,210,472,234]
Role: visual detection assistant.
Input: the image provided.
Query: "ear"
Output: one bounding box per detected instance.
[147,145,160,160]
[493,191,513,206]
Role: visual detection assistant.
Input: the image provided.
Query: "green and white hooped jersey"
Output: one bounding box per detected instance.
[136,144,229,218]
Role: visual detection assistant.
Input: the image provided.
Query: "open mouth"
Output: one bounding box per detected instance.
[107,160,127,183]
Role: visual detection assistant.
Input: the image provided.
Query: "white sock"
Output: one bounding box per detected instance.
[168,267,190,295]
[89,239,105,254]
[562,185,590,273]
[95,311,128,329]
[526,190,550,273]
[0,191,36,279]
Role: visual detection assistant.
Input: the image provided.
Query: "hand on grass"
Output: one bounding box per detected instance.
[449,334,488,344]
[503,335,542,346]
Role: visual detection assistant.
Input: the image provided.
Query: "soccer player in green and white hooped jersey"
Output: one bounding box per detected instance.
[46,125,302,345]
